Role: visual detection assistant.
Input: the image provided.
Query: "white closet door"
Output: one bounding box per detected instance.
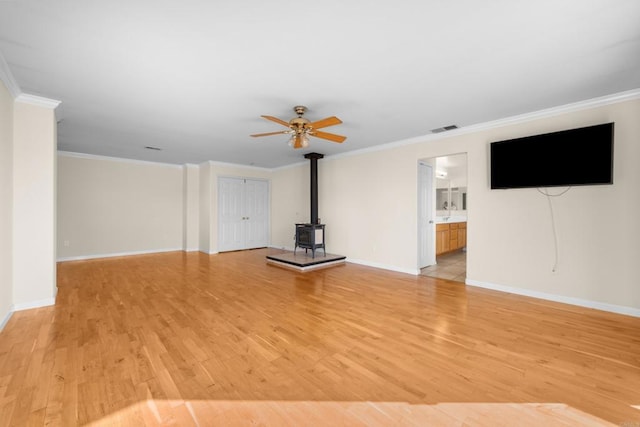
[244,179,269,249]
[218,177,245,252]
[218,177,269,252]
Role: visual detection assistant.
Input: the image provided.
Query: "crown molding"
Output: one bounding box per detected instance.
[327,88,640,162]
[57,151,183,169]
[1,50,63,113]
[458,87,640,135]
[0,51,21,98]
[15,93,61,109]
[208,159,273,172]
[271,159,308,171]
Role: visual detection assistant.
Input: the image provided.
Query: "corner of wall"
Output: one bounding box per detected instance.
[0,71,15,330]
[0,306,12,332]
[12,93,60,309]
[183,164,200,251]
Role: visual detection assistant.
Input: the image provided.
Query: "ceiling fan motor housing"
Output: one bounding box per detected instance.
[290,117,311,133]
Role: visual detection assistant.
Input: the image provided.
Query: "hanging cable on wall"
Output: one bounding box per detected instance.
[537,187,571,272]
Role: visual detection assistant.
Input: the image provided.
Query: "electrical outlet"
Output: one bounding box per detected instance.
[63,240,70,247]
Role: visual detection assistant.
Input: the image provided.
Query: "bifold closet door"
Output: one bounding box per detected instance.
[243,179,269,249]
[218,177,269,252]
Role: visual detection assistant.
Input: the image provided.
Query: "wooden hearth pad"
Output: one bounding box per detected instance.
[266,250,346,272]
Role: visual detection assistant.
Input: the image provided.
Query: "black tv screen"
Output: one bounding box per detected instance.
[490,122,614,189]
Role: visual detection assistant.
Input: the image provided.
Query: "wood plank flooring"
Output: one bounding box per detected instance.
[1,249,639,426]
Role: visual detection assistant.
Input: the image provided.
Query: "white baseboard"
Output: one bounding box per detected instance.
[268,245,296,252]
[466,279,640,318]
[347,258,420,276]
[197,249,219,255]
[0,292,58,332]
[12,297,56,312]
[57,247,183,262]
[0,308,12,331]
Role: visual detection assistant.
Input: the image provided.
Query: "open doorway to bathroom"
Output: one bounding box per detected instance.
[418,153,468,282]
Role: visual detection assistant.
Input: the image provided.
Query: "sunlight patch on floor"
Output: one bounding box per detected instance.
[85,400,616,426]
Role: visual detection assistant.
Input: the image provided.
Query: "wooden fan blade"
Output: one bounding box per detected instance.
[309,116,342,129]
[293,135,303,149]
[261,115,291,127]
[250,131,288,137]
[311,130,347,143]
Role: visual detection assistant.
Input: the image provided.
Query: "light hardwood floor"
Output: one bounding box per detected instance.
[1,249,639,426]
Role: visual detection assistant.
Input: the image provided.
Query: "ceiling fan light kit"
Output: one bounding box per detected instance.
[251,105,346,149]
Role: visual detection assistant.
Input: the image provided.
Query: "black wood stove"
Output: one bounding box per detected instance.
[294,223,325,258]
[294,153,326,258]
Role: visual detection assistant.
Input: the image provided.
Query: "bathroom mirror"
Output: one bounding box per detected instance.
[436,179,467,214]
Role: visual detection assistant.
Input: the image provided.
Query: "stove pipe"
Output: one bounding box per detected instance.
[304,152,324,224]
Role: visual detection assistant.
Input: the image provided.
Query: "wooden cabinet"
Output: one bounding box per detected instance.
[436,224,450,255]
[458,222,467,248]
[436,222,466,256]
[449,223,459,250]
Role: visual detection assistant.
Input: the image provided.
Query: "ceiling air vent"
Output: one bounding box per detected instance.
[431,124,458,134]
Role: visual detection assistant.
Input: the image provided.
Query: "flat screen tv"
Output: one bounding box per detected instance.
[490,122,614,189]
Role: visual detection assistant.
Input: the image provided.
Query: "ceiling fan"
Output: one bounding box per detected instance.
[250,105,347,149]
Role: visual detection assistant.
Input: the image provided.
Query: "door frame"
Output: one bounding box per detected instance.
[418,153,469,274]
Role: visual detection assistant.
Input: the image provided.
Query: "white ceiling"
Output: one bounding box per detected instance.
[1,1,639,168]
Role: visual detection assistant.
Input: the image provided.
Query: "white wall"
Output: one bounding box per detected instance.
[435,154,467,187]
[271,97,640,313]
[323,148,419,274]
[183,164,199,251]
[466,99,639,314]
[0,81,12,327]
[13,99,58,309]
[57,153,184,259]
[0,70,60,328]
[198,161,212,253]
[270,163,309,250]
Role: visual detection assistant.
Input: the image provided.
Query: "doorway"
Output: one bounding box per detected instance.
[417,154,468,282]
